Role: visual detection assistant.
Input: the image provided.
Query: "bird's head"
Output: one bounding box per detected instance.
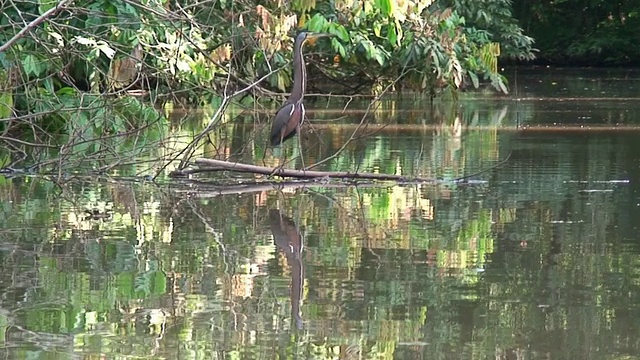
[295,31,333,46]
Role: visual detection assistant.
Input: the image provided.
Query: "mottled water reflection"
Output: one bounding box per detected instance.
[0,69,640,359]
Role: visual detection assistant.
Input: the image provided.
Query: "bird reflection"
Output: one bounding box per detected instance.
[269,209,304,329]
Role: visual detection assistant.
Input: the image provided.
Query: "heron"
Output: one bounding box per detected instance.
[270,32,332,147]
[269,209,304,329]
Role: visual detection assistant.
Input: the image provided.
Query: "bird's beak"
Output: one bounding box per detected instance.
[306,33,334,46]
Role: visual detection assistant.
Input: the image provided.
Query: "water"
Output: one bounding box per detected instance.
[2,68,640,359]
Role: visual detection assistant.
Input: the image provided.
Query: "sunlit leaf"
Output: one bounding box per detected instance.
[363,0,373,14]
[376,0,392,16]
[96,41,116,59]
[0,90,12,119]
[306,13,327,32]
[498,80,508,94]
[394,19,403,44]
[152,271,166,294]
[374,23,382,38]
[333,25,350,42]
[293,0,317,12]
[374,51,385,66]
[74,36,96,46]
[469,71,479,88]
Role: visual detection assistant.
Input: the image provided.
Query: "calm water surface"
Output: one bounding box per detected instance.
[2,68,640,359]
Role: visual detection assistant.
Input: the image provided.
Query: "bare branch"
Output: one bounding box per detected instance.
[305,68,412,171]
[0,136,58,148]
[153,63,287,178]
[0,0,75,53]
[182,158,442,183]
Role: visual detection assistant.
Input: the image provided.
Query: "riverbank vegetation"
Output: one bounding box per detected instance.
[2,0,637,175]
[1,0,534,118]
[0,0,537,174]
[512,0,640,66]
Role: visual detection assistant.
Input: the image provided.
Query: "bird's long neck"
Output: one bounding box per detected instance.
[290,37,306,103]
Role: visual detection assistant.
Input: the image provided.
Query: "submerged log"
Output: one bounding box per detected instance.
[172,158,442,183]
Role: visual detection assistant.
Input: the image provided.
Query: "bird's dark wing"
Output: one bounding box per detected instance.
[270,102,304,146]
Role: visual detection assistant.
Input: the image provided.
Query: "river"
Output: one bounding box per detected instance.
[1,67,639,359]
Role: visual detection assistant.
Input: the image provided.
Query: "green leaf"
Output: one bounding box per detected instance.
[498,80,508,94]
[78,111,91,129]
[22,55,37,76]
[374,23,382,38]
[123,2,138,16]
[0,153,10,170]
[306,14,327,32]
[86,15,101,30]
[151,271,166,294]
[0,53,9,68]
[0,90,12,120]
[38,0,56,15]
[362,41,374,60]
[363,41,385,65]
[56,87,77,96]
[387,24,397,46]
[374,51,385,66]
[376,0,392,16]
[328,24,350,42]
[332,39,347,58]
[394,19,403,44]
[43,78,54,93]
[469,72,479,88]
[336,26,350,42]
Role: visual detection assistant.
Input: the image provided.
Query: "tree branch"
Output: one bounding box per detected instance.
[177,158,442,183]
[0,0,75,53]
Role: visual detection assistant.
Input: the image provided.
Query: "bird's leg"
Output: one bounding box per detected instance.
[261,140,269,167]
[296,124,306,172]
[269,147,288,177]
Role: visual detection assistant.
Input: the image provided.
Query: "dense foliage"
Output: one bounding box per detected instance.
[512,0,640,65]
[0,0,535,127]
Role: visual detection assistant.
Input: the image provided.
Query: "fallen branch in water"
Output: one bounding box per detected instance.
[172,158,441,183]
[171,179,385,197]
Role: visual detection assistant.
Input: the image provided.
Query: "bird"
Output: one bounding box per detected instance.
[269,209,305,329]
[270,32,332,147]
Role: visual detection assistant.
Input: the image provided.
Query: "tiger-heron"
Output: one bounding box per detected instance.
[269,209,304,329]
[270,32,332,146]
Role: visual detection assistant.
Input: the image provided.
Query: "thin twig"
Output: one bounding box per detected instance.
[305,68,412,170]
[157,64,286,177]
[0,136,58,148]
